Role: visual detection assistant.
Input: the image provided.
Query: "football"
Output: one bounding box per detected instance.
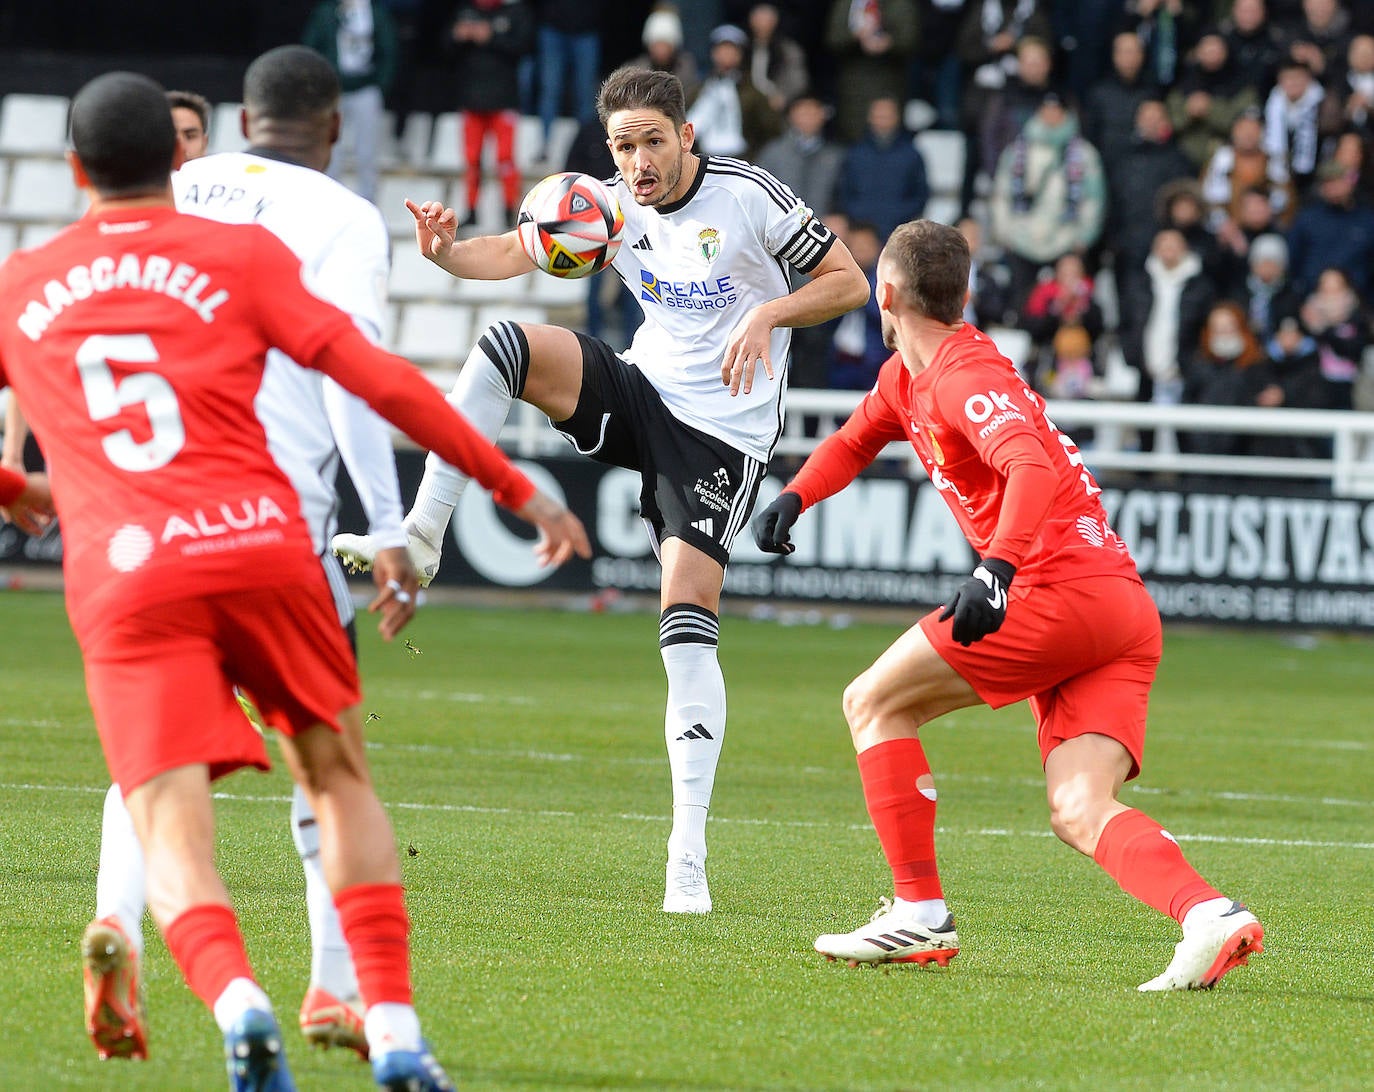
[516,172,624,279]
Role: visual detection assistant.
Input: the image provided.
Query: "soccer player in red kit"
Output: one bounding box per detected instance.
[752,219,1263,992]
[0,72,588,1090]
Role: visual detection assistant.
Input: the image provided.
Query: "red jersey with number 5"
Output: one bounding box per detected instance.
[0,206,360,639]
[788,325,1141,586]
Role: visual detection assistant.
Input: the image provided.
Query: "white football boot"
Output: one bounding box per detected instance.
[662,853,711,914]
[815,897,959,966]
[331,525,443,588]
[1138,899,1264,991]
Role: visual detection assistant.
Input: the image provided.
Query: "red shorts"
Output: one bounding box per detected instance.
[81,583,361,793]
[920,575,1162,779]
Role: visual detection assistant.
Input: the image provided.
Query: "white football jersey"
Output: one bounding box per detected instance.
[608,155,835,463]
[172,151,405,554]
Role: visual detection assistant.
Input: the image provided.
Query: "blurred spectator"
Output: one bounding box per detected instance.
[1214,185,1288,296]
[825,0,920,142]
[450,0,534,229]
[1166,31,1260,170]
[1200,109,1295,229]
[1286,158,1374,294]
[302,0,398,202]
[1251,315,1338,458]
[959,215,1014,326]
[1263,57,1326,194]
[1238,232,1303,340]
[988,92,1106,313]
[1221,0,1285,93]
[1057,0,1122,103]
[1155,178,1233,289]
[1083,31,1158,170]
[1020,252,1104,365]
[383,0,423,140]
[1180,300,1268,456]
[746,4,810,113]
[1300,265,1371,408]
[980,35,1056,188]
[1119,0,1204,89]
[909,0,966,131]
[1106,99,1195,274]
[687,24,783,157]
[1320,33,1374,139]
[1325,125,1374,206]
[167,90,210,162]
[563,117,643,346]
[757,93,845,216]
[1120,228,1215,415]
[532,0,602,157]
[632,7,701,103]
[1040,323,1098,400]
[1282,0,1352,82]
[837,96,929,240]
[956,0,1053,211]
[827,221,887,388]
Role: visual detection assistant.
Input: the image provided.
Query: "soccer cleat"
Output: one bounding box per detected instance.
[371,1040,456,1091]
[81,915,149,1060]
[224,1009,295,1092]
[662,853,711,914]
[814,897,960,967]
[1137,901,1264,992]
[299,986,369,1059]
[331,526,442,588]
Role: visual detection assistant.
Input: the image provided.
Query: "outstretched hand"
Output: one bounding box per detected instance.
[0,470,55,536]
[720,306,778,396]
[514,490,593,568]
[406,198,459,265]
[368,546,421,641]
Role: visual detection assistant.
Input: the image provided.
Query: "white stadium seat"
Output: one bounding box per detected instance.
[374,174,443,235]
[527,270,591,308]
[474,303,546,331]
[543,117,580,173]
[914,129,966,198]
[903,99,937,133]
[207,102,244,155]
[0,94,69,155]
[19,222,64,249]
[428,112,463,172]
[5,159,81,219]
[396,112,434,166]
[922,195,961,225]
[454,274,530,305]
[390,246,458,301]
[394,302,472,365]
[0,221,19,262]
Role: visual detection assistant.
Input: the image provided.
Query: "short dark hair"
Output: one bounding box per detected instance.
[596,65,686,130]
[166,89,210,130]
[243,45,340,120]
[882,220,970,325]
[69,72,176,196]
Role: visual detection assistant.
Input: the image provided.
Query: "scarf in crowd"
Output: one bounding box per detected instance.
[1009,133,1088,222]
[1265,81,1325,175]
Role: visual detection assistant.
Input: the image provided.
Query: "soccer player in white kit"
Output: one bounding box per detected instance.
[82,45,419,1063]
[335,66,870,913]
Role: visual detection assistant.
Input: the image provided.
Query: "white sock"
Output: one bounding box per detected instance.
[660,605,725,857]
[96,784,147,958]
[895,897,951,927]
[1182,896,1233,933]
[405,321,528,543]
[364,1001,423,1056]
[289,786,359,1000]
[212,977,273,1033]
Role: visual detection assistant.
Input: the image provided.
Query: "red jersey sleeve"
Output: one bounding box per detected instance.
[311,329,535,511]
[0,464,25,506]
[787,355,908,510]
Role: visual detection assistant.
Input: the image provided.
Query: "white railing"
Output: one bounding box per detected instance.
[489,390,1374,499]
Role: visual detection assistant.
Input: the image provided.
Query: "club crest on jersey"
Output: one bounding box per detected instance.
[927,429,945,465]
[698,227,720,263]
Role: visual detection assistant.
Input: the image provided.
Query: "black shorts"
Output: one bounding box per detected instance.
[552,333,765,566]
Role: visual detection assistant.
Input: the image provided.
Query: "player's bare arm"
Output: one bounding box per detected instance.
[405,198,534,279]
[514,491,593,568]
[720,239,870,395]
[3,396,29,471]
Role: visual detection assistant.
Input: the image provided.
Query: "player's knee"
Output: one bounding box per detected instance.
[1046,782,1102,854]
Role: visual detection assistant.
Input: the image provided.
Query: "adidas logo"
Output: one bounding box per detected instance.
[631,236,653,251]
[676,722,714,741]
[691,518,714,536]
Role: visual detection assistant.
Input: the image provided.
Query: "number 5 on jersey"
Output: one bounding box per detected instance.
[76,334,186,472]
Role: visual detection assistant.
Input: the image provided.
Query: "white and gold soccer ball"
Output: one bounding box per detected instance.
[516,172,624,279]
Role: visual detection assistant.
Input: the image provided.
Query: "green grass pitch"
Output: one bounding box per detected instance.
[1,588,1371,1090]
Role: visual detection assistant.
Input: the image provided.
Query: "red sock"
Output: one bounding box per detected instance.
[335,883,412,1007]
[857,738,943,902]
[1093,809,1221,922]
[163,903,254,1010]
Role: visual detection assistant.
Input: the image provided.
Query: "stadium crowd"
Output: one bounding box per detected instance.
[286,0,1374,444]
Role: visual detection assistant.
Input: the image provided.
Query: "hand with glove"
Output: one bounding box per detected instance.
[752,491,803,555]
[939,558,1015,646]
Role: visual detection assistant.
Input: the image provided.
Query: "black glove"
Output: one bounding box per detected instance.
[938,558,1016,646]
[752,491,803,554]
